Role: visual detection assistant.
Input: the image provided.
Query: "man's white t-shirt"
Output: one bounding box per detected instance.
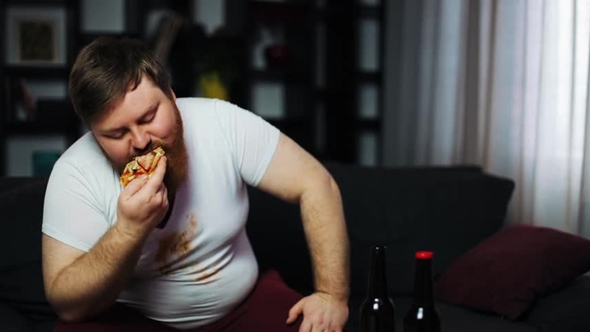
[42,98,281,329]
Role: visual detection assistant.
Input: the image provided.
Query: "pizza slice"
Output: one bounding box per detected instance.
[120,147,166,187]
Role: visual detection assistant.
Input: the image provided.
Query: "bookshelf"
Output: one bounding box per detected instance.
[0,0,386,175]
[0,0,81,176]
[0,0,193,176]
[228,0,385,165]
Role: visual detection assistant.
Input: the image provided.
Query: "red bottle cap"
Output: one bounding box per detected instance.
[416,251,433,259]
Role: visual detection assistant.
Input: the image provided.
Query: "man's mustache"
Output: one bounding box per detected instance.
[132,139,167,158]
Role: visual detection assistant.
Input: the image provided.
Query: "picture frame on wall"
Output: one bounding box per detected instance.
[5,7,67,66]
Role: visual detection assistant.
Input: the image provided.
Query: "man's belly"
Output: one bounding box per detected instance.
[117,230,259,329]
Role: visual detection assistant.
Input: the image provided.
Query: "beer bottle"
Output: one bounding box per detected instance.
[403,251,441,332]
[360,245,395,332]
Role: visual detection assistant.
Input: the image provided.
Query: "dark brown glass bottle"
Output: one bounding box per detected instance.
[403,251,441,332]
[360,245,395,332]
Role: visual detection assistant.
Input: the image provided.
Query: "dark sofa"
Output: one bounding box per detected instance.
[2,163,590,331]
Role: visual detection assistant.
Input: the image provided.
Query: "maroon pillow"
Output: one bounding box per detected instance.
[434,224,590,320]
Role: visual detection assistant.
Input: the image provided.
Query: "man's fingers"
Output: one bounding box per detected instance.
[311,325,324,332]
[161,183,168,198]
[298,319,312,332]
[145,156,167,192]
[287,300,304,324]
[152,156,167,180]
[160,183,169,208]
[122,175,148,197]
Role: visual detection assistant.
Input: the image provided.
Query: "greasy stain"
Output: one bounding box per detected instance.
[155,213,198,274]
[190,214,197,229]
[196,266,220,282]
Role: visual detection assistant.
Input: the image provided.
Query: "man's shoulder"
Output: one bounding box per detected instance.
[176,97,217,112]
[55,132,114,179]
[176,97,245,118]
[176,98,237,134]
[61,132,103,161]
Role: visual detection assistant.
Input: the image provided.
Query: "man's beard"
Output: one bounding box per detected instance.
[162,107,188,195]
[107,106,188,195]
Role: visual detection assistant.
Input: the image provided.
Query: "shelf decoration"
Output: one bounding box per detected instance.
[148,13,241,101]
[32,150,62,177]
[6,6,67,66]
[5,78,35,122]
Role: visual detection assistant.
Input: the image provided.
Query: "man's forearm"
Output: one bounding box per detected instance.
[48,223,146,322]
[300,175,350,300]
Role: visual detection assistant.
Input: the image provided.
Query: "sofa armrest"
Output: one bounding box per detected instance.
[0,177,47,195]
[523,275,590,331]
[0,301,33,332]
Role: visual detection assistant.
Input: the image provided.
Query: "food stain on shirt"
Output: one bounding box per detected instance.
[155,213,198,275]
[190,213,197,229]
[195,266,221,282]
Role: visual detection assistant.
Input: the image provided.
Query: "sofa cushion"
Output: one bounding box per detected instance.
[246,186,314,295]
[0,179,56,324]
[523,275,590,331]
[324,164,514,296]
[435,224,590,320]
[0,177,44,194]
[347,295,536,332]
[0,301,33,332]
[0,262,56,321]
[0,178,48,269]
[246,164,513,298]
[34,321,55,332]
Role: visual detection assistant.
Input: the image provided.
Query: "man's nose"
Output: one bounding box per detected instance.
[131,129,151,152]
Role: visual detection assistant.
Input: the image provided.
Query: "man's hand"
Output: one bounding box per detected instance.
[116,156,169,238]
[286,292,349,332]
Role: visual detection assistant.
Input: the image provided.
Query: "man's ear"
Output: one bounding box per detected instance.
[170,89,176,102]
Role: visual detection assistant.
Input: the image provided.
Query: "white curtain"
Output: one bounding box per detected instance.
[382,0,590,236]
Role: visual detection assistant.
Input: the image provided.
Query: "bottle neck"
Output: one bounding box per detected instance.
[412,258,434,305]
[367,246,388,298]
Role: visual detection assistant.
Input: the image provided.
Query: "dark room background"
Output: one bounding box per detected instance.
[0,0,385,177]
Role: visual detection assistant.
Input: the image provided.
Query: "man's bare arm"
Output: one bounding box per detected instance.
[256,133,350,301]
[42,226,145,322]
[43,158,170,322]
[299,171,349,300]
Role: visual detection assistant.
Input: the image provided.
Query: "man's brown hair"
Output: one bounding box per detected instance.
[69,37,173,126]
